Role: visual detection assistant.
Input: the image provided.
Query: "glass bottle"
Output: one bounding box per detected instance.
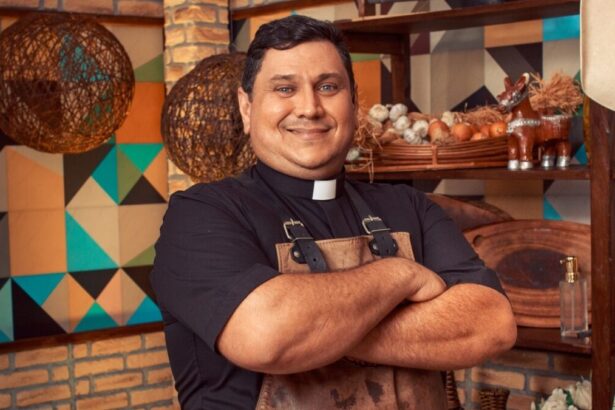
[559,256,589,338]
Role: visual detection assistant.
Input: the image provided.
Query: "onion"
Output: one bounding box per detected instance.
[489,121,508,138]
[428,120,450,144]
[451,123,473,142]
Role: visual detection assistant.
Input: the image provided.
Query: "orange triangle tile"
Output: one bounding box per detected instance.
[115,83,165,143]
[68,275,94,332]
[143,150,169,201]
[97,270,123,326]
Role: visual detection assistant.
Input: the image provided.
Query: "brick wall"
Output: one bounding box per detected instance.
[163,0,230,193]
[457,348,591,410]
[0,331,178,409]
[0,0,163,17]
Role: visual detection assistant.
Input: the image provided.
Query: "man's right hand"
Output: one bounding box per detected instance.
[400,259,446,302]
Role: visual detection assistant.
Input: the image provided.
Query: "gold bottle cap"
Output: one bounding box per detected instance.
[560,256,579,283]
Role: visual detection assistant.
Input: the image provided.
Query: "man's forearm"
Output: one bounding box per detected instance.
[217,257,439,374]
[347,284,517,370]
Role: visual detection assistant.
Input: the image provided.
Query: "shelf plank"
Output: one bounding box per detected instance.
[516,327,591,355]
[231,0,351,20]
[335,0,579,37]
[346,164,589,181]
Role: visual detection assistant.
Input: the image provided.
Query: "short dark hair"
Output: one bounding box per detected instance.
[241,15,356,103]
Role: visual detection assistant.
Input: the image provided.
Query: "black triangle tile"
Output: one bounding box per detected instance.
[451,86,498,112]
[120,175,166,205]
[69,269,117,299]
[487,43,542,82]
[0,212,5,221]
[0,277,8,289]
[122,265,155,301]
[63,144,113,205]
[12,280,65,340]
[380,61,393,105]
[0,127,18,151]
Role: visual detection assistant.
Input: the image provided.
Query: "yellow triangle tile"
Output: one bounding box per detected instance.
[119,204,166,265]
[143,150,169,201]
[104,24,162,69]
[120,269,145,325]
[96,270,123,326]
[68,208,120,265]
[42,275,70,332]
[11,146,63,176]
[67,177,116,209]
[6,148,64,211]
[68,275,94,332]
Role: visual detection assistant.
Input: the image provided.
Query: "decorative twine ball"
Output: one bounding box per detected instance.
[161,52,255,182]
[0,13,134,153]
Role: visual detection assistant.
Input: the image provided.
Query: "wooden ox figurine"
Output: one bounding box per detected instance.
[497,73,571,170]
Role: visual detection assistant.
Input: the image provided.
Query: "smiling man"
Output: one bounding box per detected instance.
[151,15,516,409]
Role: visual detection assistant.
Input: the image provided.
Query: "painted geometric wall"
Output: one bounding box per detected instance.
[232,0,588,224]
[0,19,167,344]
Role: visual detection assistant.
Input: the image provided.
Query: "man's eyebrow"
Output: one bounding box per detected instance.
[267,73,345,82]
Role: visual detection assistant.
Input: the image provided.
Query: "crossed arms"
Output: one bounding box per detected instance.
[217,257,517,374]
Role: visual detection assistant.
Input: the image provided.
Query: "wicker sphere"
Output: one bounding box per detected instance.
[161,52,255,182]
[0,13,134,153]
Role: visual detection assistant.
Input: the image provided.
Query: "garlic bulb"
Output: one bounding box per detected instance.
[368,104,389,123]
[411,120,429,139]
[441,111,455,128]
[346,146,361,162]
[393,115,410,131]
[388,103,408,121]
[403,128,422,145]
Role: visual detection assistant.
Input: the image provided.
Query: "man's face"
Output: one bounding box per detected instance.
[238,40,356,180]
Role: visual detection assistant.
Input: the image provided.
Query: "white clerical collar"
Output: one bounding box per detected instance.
[312,179,338,200]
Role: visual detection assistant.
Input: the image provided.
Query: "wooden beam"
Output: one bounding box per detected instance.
[589,99,615,410]
[0,7,163,25]
[342,32,405,55]
[390,34,410,105]
[231,0,351,20]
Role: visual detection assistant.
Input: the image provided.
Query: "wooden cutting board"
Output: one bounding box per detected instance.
[464,220,591,328]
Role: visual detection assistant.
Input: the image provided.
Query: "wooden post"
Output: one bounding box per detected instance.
[589,99,615,410]
[353,0,375,17]
[390,34,410,105]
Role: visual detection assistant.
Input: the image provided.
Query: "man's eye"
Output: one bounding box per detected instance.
[319,83,339,93]
[275,86,294,94]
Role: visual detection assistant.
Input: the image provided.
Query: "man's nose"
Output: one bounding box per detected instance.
[294,88,324,118]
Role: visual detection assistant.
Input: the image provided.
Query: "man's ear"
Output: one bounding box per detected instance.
[237,87,251,135]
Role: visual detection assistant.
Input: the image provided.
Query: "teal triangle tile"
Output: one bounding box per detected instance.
[451,86,498,112]
[0,279,12,341]
[486,43,542,82]
[120,175,166,205]
[69,269,117,299]
[0,330,10,343]
[64,144,112,205]
[122,266,155,300]
[74,302,117,332]
[12,280,64,340]
[543,15,580,42]
[0,213,9,278]
[544,198,562,220]
[13,273,64,306]
[66,212,118,271]
[118,144,163,173]
[92,145,119,204]
[127,295,161,325]
[575,144,588,165]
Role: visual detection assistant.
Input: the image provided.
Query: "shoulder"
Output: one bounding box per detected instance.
[348,179,431,210]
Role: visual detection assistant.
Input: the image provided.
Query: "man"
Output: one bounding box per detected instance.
[151,15,516,409]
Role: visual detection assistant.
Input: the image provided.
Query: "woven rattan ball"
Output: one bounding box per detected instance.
[0,13,134,153]
[161,52,255,182]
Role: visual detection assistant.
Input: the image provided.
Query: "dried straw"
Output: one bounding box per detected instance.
[529,72,583,116]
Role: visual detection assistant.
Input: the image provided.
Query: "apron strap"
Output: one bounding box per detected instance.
[344,183,398,258]
[236,173,329,273]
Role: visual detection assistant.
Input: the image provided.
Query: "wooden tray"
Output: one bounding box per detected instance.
[464,220,591,328]
[350,136,508,172]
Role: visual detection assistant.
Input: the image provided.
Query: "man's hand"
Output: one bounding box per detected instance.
[406,262,447,302]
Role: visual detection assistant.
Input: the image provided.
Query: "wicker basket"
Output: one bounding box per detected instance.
[444,370,463,410]
[479,387,509,410]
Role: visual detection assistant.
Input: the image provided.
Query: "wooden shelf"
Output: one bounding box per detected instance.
[516,327,591,355]
[336,0,579,36]
[346,164,589,181]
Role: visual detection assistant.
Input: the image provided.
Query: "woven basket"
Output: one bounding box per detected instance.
[444,370,463,410]
[479,387,509,410]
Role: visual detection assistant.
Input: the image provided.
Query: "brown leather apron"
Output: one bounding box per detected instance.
[255,231,447,409]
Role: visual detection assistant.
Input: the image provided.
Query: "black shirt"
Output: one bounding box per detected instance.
[151,162,504,409]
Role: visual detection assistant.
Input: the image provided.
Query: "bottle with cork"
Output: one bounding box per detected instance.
[559,256,589,338]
